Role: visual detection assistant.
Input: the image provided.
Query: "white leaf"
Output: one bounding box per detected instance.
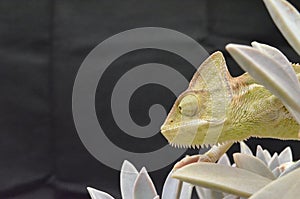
[226,44,300,124]
[279,160,300,177]
[234,153,276,180]
[272,167,281,178]
[133,167,157,199]
[251,42,299,86]
[262,0,300,55]
[256,145,268,165]
[172,162,272,198]
[120,160,139,199]
[240,142,253,156]
[87,187,115,199]
[162,171,193,199]
[278,146,293,165]
[196,186,224,199]
[263,150,272,164]
[268,153,280,171]
[250,167,300,199]
[217,154,231,166]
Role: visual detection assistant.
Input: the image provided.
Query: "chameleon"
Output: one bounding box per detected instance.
[160,47,300,168]
[160,0,300,169]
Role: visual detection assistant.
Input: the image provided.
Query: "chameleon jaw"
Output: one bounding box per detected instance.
[161,119,228,149]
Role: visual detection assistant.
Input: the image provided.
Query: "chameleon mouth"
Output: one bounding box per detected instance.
[169,142,214,149]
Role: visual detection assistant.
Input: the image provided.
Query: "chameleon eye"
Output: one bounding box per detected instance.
[178,94,199,117]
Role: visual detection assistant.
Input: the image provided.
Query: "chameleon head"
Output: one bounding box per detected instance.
[160,51,234,148]
[160,90,213,148]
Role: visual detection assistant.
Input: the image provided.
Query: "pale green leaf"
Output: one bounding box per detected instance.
[196,186,224,199]
[262,0,300,55]
[226,44,300,124]
[249,168,300,199]
[233,153,276,180]
[172,162,272,198]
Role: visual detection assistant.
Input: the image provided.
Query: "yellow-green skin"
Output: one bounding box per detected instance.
[160,52,300,148]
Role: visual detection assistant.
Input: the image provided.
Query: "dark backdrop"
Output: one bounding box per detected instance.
[0,0,299,199]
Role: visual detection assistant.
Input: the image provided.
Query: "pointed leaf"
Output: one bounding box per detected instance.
[162,171,193,199]
[133,167,157,199]
[279,160,300,177]
[240,142,253,156]
[251,41,299,86]
[87,187,114,199]
[217,154,231,166]
[268,153,280,171]
[272,167,281,178]
[278,146,293,165]
[256,145,268,165]
[262,0,300,55]
[226,44,300,124]
[172,162,272,198]
[234,153,276,180]
[250,167,300,199]
[263,150,272,164]
[121,160,139,199]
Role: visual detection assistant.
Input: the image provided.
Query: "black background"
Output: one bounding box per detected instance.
[0,0,300,198]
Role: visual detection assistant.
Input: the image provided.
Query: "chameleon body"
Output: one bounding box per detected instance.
[160,52,300,151]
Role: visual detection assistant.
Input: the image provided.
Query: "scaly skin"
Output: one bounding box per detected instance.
[160,52,300,169]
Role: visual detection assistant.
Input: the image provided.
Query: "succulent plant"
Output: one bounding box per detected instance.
[186,142,300,199]
[87,142,300,199]
[87,160,193,199]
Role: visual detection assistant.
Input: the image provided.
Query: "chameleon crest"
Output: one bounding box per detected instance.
[161,49,300,149]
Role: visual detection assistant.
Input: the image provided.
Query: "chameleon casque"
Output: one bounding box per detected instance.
[160,48,300,168]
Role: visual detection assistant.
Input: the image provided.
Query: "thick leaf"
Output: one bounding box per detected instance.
[133,167,157,199]
[120,160,139,199]
[240,142,253,156]
[217,154,231,166]
[223,195,240,199]
[262,0,300,55]
[279,159,300,177]
[263,150,272,164]
[196,186,224,199]
[249,167,300,199]
[233,153,276,180]
[172,162,272,198]
[161,171,193,199]
[256,145,268,165]
[272,167,281,178]
[268,153,280,171]
[226,44,300,124]
[278,146,293,165]
[87,187,114,199]
[251,42,299,86]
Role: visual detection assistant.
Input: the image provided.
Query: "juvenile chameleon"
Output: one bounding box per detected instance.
[160,51,300,168]
[160,0,300,169]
